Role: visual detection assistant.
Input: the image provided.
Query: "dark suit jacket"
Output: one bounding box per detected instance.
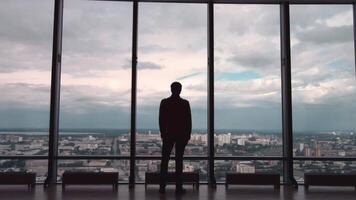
[159,96,192,142]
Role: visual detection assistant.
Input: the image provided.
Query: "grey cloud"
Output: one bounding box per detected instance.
[0,1,53,73]
[60,84,131,108]
[225,5,280,37]
[138,4,207,52]
[226,46,281,74]
[0,0,131,74]
[121,58,164,70]
[291,39,354,87]
[56,83,132,129]
[4,83,50,93]
[0,1,53,46]
[228,53,277,69]
[62,1,133,57]
[139,4,206,34]
[139,44,172,53]
[295,24,353,45]
[61,54,130,76]
[1,2,355,131]
[185,83,207,92]
[227,19,250,36]
[0,83,50,112]
[290,5,351,30]
[138,61,163,70]
[254,7,280,36]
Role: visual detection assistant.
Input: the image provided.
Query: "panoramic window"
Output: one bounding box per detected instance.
[290,5,356,182]
[0,0,53,181]
[214,4,282,181]
[59,0,132,180]
[136,3,207,181]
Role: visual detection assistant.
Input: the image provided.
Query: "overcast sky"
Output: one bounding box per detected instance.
[0,0,355,132]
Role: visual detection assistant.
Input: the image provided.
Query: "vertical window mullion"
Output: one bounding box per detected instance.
[207,0,216,188]
[129,0,139,188]
[280,2,297,187]
[47,0,64,187]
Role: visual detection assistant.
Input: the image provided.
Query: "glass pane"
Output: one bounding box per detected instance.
[291,5,356,158]
[58,159,129,182]
[136,160,207,182]
[294,160,356,182]
[0,0,53,155]
[215,160,282,182]
[0,159,48,182]
[60,0,132,156]
[137,3,207,156]
[214,5,282,157]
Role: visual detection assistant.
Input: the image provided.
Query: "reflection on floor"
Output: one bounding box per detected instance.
[0,185,355,200]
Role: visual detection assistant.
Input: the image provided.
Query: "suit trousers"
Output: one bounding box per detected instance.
[159,139,188,189]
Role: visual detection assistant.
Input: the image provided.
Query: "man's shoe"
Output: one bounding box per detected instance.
[159,187,166,194]
[175,187,186,194]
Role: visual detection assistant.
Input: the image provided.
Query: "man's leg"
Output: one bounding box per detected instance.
[175,140,188,191]
[160,139,174,192]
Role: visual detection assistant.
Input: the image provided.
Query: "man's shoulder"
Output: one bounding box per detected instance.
[161,98,168,102]
[162,96,189,104]
[160,98,170,105]
[180,98,190,104]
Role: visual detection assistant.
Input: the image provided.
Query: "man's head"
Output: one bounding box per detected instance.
[170,82,182,96]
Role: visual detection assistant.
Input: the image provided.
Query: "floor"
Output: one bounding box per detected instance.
[0,184,355,200]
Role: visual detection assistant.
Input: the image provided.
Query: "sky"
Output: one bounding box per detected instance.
[0,0,355,132]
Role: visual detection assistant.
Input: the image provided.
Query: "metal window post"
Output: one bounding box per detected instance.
[207,0,216,188]
[129,0,138,188]
[46,0,64,187]
[280,2,297,188]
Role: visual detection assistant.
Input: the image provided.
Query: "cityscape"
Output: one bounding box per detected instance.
[0,129,356,182]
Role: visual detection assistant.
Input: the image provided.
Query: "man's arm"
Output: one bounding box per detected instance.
[159,99,167,139]
[186,101,192,139]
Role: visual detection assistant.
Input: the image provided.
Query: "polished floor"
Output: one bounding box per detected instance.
[0,184,355,200]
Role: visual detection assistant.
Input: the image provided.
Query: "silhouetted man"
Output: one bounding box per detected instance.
[159,82,192,194]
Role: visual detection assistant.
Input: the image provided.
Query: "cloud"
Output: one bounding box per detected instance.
[295,24,353,45]
[0,1,53,46]
[215,76,281,108]
[139,44,172,54]
[0,82,50,109]
[290,5,351,30]
[0,3,355,130]
[177,72,201,81]
[220,5,280,37]
[214,5,281,77]
[138,4,207,53]
[137,61,164,70]
[139,3,206,34]
[0,1,53,74]
[216,71,260,81]
[61,1,132,56]
[228,50,278,69]
[59,84,131,113]
[121,59,164,70]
